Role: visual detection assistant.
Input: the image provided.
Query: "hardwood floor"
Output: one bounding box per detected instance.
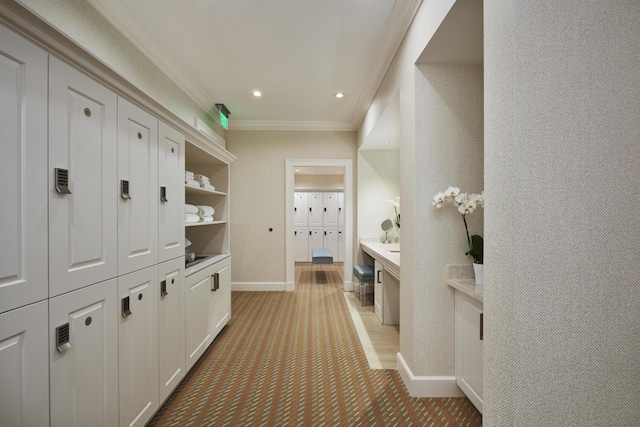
[343,290,400,369]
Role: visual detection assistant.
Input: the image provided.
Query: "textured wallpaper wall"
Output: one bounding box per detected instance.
[226,130,356,284]
[484,1,640,424]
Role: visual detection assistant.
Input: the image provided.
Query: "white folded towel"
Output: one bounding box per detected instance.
[185,178,200,187]
[200,183,216,192]
[185,213,200,223]
[185,238,192,248]
[197,205,215,217]
[194,174,210,183]
[185,204,198,214]
[201,215,214,222]
[185,170,195,178]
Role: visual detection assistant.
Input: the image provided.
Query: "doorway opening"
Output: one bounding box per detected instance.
[285,159,353,292]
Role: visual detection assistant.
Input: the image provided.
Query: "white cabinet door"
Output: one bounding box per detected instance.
[158,257,186,402]
[294,192,309,227]
[118,265,159,427]
[337,228,345,262]
[158,122,185,263]
[210,257,231,338]
[337,192,345,228]
[308,227,324,259]
[0,301,49,427]
[308,193,323,227]
[0,25,48,313]
[294,227,309,262]
[118,97,159,275]
[49,279,118,427]
[323,192,338,227]
[49,57,118,297]
[185,265,214,370]
[323,227,338,258]
[455,291,483,413]
[374,261,383,322]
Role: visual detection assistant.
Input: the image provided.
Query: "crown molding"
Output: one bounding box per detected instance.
[228,120,355,132]
[349,0,423,130]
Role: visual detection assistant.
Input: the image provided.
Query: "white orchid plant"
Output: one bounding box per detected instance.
[433,187,484,264]
[386,197,400,229]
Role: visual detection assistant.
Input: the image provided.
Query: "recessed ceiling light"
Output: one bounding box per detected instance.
[253,91,262,97]
[335,92,344,98]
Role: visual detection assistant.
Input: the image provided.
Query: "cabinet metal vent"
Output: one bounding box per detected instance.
[56,323,72,353]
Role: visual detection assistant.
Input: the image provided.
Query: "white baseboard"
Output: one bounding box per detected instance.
[232,282,287,292]
[344,281,353,292]
[396,353,464,397]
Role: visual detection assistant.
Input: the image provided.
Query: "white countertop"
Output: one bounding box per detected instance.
[445,264,483,303]
[360,239,400,280]
[185,253,230,277]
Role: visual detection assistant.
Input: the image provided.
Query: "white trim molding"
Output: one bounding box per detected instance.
[396,353,465,398]
[232,282,287,292]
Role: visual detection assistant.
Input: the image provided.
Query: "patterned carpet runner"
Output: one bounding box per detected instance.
[148,264,482,426]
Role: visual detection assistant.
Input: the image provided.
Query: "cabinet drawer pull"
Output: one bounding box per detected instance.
[160,280,168,297]
[121,180,131,199]
[377,270,382,284]
[160,186,168,203]
[122,296,132,317]
[55,323,72,353]
[480,313,484,341]
[54,168,71,194]
[211,273,219,291]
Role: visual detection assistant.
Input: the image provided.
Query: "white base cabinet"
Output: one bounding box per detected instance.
[454,291,483,413]
[49,279,119,427]
[186,256,231,370]
[118,265,159,427]
[0,301,49,427]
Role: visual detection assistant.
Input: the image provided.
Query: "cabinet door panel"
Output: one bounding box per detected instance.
[308,193,323,227]
[308,228,323,260]
[118,98,159,275]
[210,258,231,337]
[118,266,159,427]
[49,57,118,297]
[294,227,309,262]
[158,258,186,402]
[323,227,338,257]
[0,25,48,313]
[159,122,185,262]
[294,192,309,227]
[323,192,338,226]
[455,292,483,413]
[0,301,49,427]
[337,228,345,262]
[337,192,345,227]
[185,267,214,370]
[49,279,118,427]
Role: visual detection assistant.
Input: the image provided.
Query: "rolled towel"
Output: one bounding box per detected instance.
[185,178,200,187]
[201,215,214,222]
[200,183,216,192]
[197,205,215,217]
[194,174,210,183]
[185,213,200,223]
[185,170,195,178]
[185,204,198,214]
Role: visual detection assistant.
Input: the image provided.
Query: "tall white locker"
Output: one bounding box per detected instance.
[49,279,118,427]
[0,25,48,313]
[294,192,309,227]
[294,228,309,262]
[337,229,345,262]
[323,192,338,227]
[0,301,49,427]
[118,265,160,427]
[158,122,185,263]
[118,98,159,275]
[309,228,324,259]
[308,193,323,227]
[48,57,118,297]
[323,228,338,258]
[337,192,345,228]
[158,257,186,402]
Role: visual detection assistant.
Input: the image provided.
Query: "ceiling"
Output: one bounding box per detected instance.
[85,0,421,132]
